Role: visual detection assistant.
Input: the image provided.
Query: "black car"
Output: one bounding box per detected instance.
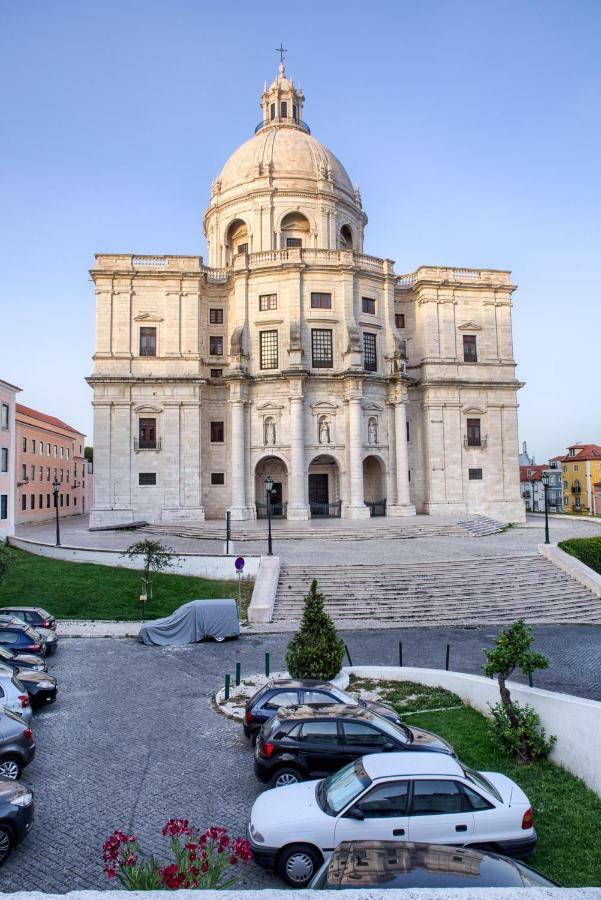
[0,607,56,631]
[0,645,47,673]
[14,670,57,708]
[309,841,556,890]
[0,627,46,657]
[0,777,34,865]
[254,705,454,788]
[244,679,403,740]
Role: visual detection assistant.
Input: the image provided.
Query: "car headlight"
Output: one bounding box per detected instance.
[36,681,54,689]
[10,791,33,808]
[249,822,264,843]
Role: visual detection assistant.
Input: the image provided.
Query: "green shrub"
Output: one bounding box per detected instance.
[286,579,344,680]
[488,700,556,761]
[559,537,601,576]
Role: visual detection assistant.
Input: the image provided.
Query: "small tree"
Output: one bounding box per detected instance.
[483,619,556,764]
[286,579,344,680]
[123,540,176,618]
[0,544,16,587]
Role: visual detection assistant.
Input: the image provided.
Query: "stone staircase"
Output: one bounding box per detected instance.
[272,554,601,626]
[140,514,506,543]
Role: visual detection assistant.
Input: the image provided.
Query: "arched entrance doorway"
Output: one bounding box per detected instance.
[255,456,288,518]
[308,454,341,518]
[363,455,386,516]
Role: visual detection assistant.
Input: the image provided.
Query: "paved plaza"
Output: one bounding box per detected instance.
[3,626,601,892]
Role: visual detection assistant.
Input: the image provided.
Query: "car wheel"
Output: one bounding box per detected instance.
[278,843,322,888]
[269,768,303,789]
[0,826,12,866]
[0,757,22,780]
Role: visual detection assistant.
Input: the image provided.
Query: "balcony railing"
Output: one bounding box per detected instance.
[134,438,162,451]
[571,485,582,494]
[366,499,387,517]
[464,436,488,449]
[310,500,342,519]
[255,501,287,519]
[255,116,311,134]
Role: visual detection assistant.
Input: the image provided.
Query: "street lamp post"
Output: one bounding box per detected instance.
[529,480,537,514]
[542,472,551,545]
[52,478,61,547]
[265,474,274,556]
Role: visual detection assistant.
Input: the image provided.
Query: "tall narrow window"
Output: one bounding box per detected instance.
[22,437,27,452]
[311,292,332,309]
[260,330,278,370]
[0,448,7,473]
[363,333,377,372]
[138,418,157,449]
[311,329,333,368]
[0,495,7,520]
[270,102,275,120]
[466,418,482,447]
[30,494,35,510]
[209,336,223,356]
[0,404,8,429]
[280,101,288,118]
[140,327,157,357]
[21,495,26,511]
[209,308,223,324]
[463,334,478,363]
[395,313,405,329]
[259,294,277,311]
[362,297,376,314]
[210,421,224,443]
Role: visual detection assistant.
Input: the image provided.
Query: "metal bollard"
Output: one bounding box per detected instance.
[224,673,230,701]
[265,652,270,677]
[445,644,450,671]
[528,672,533,687]
[344,643,353,666]
[235,662,241,686]
[399,641,403,668]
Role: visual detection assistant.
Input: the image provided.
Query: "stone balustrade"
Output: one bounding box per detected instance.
[396,266,512,289]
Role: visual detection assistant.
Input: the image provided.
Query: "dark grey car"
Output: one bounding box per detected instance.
[0,778,34,864]
[0,709,36,780]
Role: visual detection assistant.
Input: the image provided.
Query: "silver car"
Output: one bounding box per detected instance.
[0,616,57,656]
[0,667,33,725]
[0,709,36,779]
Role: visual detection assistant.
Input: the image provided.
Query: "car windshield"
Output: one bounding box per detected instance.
[322,759,371,815]
[462,764,503,803]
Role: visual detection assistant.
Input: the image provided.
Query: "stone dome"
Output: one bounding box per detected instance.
[216,125,355,200]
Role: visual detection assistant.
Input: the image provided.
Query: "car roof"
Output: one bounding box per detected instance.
[0,606,45,614]
[363,751,463,779]
[266,679,339,690]
[276,704,372,722]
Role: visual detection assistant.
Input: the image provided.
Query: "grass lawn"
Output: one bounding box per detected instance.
[349,677,601,887]
[0,549,253,621]
[559,536,601,576]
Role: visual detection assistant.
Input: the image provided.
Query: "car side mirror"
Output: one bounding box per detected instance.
[382,742,395,751]
[346,806,365,821]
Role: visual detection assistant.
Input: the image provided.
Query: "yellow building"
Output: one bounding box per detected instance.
[561,444,601,513]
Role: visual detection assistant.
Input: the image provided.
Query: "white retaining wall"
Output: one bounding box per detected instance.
[247,555,281,623]
[8,536,260,580]
[347,666,601,797]
[539,542,601,598]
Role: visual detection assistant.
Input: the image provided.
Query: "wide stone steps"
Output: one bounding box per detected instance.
[272,555,601,625]
[140,514,506,543]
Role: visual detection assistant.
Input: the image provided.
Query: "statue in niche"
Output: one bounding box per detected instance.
[368,417,378,445]
[318,415,331,444]
[264,417,276,446]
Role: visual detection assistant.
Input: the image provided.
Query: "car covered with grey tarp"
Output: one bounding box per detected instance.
[138,598,240,646]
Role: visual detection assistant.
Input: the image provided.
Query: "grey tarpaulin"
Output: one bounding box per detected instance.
[138,599,240,646]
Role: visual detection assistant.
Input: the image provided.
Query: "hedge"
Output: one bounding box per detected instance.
[558,536,601,576]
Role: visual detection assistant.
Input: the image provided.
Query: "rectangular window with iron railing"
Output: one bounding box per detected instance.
[363,333,377,371]
[136,418,158,450]
[139,327,157,357]
[312,329,333,368]
[463,334,478,363]
[260,330,278,370]
[466,418,482,447]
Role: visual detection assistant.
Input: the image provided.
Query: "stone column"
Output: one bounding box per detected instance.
[344,391,370,519]
[228,390,253,520]
[287,387,309,520]
[388,400,416,516]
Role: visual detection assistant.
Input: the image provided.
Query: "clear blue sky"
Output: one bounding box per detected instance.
[1,0,599,461]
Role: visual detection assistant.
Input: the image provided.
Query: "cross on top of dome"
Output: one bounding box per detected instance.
[257,50,308,135]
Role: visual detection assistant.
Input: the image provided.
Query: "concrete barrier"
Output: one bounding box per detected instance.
[8,535,260,580]
[247,555,281,623]
[539,542,601,598]
[347,666,601,797]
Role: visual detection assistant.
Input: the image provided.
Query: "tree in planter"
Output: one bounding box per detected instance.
[286,579,344,680]
[483,619,556,765]
[123,540,177,619]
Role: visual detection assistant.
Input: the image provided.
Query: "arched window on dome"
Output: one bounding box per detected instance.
[225,219,250,264]
[280,212,310,249]
[339,224,354,250]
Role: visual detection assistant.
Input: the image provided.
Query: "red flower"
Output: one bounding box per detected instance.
[162,817,191,837]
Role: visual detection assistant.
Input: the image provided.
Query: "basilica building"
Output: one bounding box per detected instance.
[87,61,524,527]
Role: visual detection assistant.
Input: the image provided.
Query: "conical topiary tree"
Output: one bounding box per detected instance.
[286,579,345,680]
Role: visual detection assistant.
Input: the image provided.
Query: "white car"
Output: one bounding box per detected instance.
[248,752,536,887]
[0,667,33,725]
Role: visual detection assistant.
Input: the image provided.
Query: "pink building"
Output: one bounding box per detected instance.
[15,405,88,524]
[0,380,22,538]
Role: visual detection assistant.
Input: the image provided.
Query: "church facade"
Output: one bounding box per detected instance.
[87,62,525,527]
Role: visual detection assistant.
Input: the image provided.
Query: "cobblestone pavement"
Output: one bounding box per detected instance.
[16,514,601,566]
[3,626,601,892]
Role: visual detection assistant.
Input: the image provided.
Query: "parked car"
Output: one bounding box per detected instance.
[0,624,47,657]
[254,705,454,788]
[0,616,57,656]
[0,668,33,724]
[244,679,403,740]
[248,752,536,887]
[0,645,47,673]
[11,669,57,708]
[309,841,556,890]
[0,708,36,779]
[0,777,34,864]
[0,607,56,631]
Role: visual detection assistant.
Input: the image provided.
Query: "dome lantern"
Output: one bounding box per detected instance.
[257,54,307,135]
